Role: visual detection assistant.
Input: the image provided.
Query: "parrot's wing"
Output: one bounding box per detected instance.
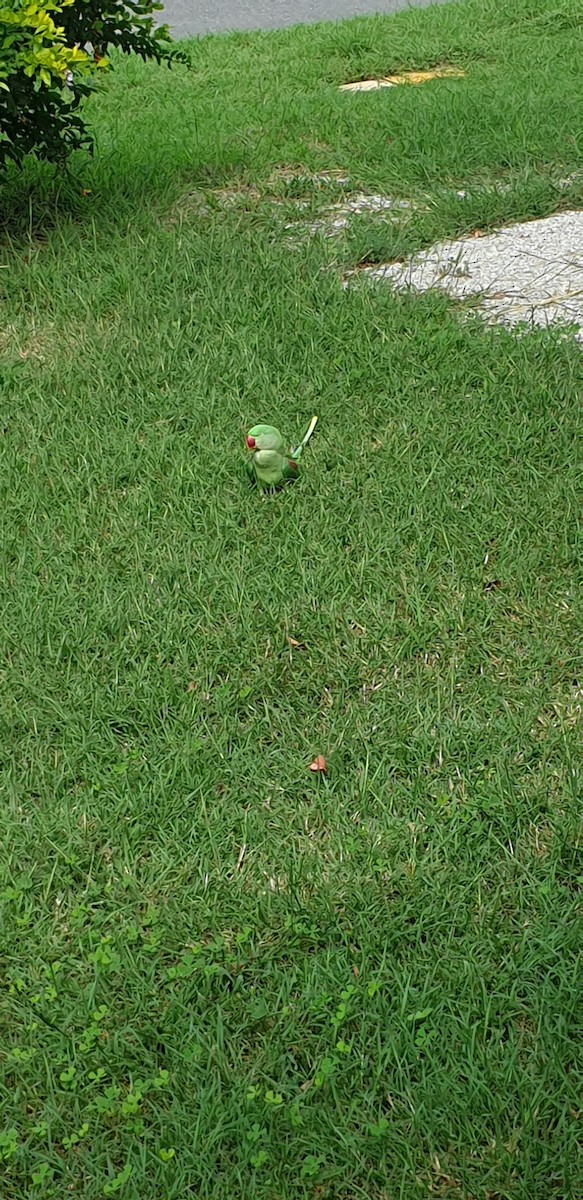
[282,459,299,480]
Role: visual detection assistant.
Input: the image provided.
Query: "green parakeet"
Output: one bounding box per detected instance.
[245,417,317,489]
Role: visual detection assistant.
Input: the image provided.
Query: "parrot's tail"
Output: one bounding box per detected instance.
[291,415,318,460]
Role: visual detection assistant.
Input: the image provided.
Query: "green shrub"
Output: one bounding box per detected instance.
[0,1,175,167]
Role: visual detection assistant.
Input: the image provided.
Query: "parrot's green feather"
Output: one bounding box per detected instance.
[245,418,316,489]
[252,449,296,488]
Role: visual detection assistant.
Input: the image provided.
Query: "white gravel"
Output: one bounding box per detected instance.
[285,192,414,237]
[353,210,583,340]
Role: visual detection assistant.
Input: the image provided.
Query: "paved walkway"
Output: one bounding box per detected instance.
[160,0,449,38]
[354,210,583,342]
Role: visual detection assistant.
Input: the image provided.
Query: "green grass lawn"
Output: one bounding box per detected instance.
[0,1,581,1197]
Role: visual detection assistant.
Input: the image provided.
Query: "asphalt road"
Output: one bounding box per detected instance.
[160,0,450,38]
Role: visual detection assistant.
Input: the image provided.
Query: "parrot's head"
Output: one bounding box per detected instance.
[245,424,286,456]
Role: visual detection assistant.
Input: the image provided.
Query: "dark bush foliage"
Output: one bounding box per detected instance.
[0,1,176,167]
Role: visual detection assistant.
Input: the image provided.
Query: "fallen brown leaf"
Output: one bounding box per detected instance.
[339,67,464,92]
[286,635,302,648]
[309,755,327,773]
[385,67,465,85]
[187,681,196,693]
[348,620,365,636]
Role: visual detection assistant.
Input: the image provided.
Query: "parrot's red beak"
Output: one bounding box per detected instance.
[246,436,256,450]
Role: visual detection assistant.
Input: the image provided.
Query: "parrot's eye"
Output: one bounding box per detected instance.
[246,436,256,449]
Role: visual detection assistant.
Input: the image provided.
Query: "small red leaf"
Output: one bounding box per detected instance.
[309,755,327,773]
